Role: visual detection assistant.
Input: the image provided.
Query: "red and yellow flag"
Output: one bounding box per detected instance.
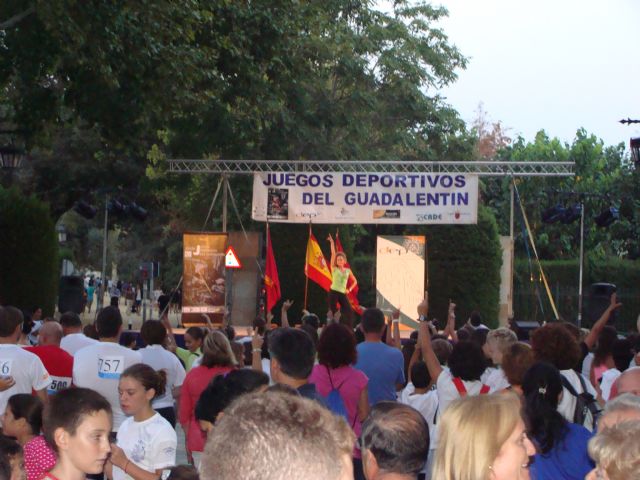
[265,224,281,313]
[335,231,363,315]
[305,229,332,291]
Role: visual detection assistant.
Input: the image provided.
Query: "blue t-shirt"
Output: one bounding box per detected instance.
[355,342,405,405]
[530,422,594,480]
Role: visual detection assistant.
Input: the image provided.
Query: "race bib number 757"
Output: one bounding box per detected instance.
[97,356,125,379]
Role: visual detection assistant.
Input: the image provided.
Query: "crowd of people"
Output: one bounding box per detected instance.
[0,290,639,480]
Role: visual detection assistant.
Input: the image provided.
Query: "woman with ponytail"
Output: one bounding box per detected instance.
[522,362,594,480]
[106,364,177,480]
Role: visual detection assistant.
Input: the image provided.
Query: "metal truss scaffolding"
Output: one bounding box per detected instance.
[169,159,574,177]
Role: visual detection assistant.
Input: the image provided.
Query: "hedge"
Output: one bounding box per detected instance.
[0,187,59,315]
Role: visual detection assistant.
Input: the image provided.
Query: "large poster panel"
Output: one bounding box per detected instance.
[376,236,426,330]
[182,232,227,326]
[252,172,478,224]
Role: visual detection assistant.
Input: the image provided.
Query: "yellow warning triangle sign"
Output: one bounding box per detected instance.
[225,246,242,269]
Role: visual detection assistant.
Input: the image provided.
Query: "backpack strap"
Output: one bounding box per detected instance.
[452,377,467,396]
[326,366,357,429]
[560,374,580,397]
[576,372,589,393]
[479,384,490,395]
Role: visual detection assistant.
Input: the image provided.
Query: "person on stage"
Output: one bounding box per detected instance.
[327,233,354,327]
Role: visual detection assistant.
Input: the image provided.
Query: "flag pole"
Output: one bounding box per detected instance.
[265,219,269,315]
[304,222,310,310]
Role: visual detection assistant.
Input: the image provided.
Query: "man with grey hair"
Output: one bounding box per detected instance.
[201,391,355,480]
[360,402,430,480]
[25,321,74,395]
[598,393,640,431]
[614,366,640,397]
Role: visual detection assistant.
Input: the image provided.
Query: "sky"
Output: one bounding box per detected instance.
[425,0,640,149]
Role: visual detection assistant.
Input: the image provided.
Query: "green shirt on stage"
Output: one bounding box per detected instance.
[330,268,351,293]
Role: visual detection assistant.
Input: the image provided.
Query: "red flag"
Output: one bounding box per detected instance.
[305,229,333,291]
[335,230,363,315]
[265,224,281,313]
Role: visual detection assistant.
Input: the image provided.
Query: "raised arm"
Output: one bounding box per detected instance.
[327,233,336,268]
[407,342,421,384]
[583,293,622,349]
[443,300,458,343]
[389,309,401,349]
[251,330,264,372]
[161,315,177,353]
[420,321,443,381]
[281,299,293,328]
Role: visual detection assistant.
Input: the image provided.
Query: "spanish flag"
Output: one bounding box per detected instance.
[335,230,363,315]
[305,228,332,291]
[265,224,281,313]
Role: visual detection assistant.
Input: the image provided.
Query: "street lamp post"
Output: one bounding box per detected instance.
[630,137,640,168]
[0,143,26,186]
[97,194,109,312]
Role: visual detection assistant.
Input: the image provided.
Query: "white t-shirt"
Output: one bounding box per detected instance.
[399,383,439,447]
[485,367,510,392]
[0,345,51,421]
[480,366,495,385]
[436,369,489,415]
[60,333,99,356]
[113,413,177,480]
[139,345,186,409]
[600,368,621,402]
[582,352,594,379]
[73,342,142,431]
[558,369,598,431]
[434,369,488,449]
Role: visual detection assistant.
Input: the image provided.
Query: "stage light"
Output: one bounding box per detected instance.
[561,204,582,224]
[595,207,619,228]
[73,200,97,219]
[542,204,566,224]
[130,202,148,221]
[107,198,128,216]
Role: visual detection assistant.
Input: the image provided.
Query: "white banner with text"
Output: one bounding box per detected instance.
[251,172,478,224]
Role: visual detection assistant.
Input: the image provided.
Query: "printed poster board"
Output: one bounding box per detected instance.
[376,235,426,329]
[182,232,227,327]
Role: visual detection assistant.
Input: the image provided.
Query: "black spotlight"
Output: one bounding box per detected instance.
[542,204,566,224]
[561,203,582,224]
[74,200,97,219]
[107,198,128,216]
[129,202,148,221]
[595,207,619,228]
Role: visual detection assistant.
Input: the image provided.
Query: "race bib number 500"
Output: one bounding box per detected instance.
[97,356,125,379]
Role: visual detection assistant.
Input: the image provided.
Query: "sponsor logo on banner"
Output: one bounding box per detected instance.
[252,172,478,224]
[373,209,400,219]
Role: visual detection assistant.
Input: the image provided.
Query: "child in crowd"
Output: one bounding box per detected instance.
[42,388,113,480]
[2,394,55,480]
[106,364,177,480]
[483,327,518,391]
[0,434,25,480]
